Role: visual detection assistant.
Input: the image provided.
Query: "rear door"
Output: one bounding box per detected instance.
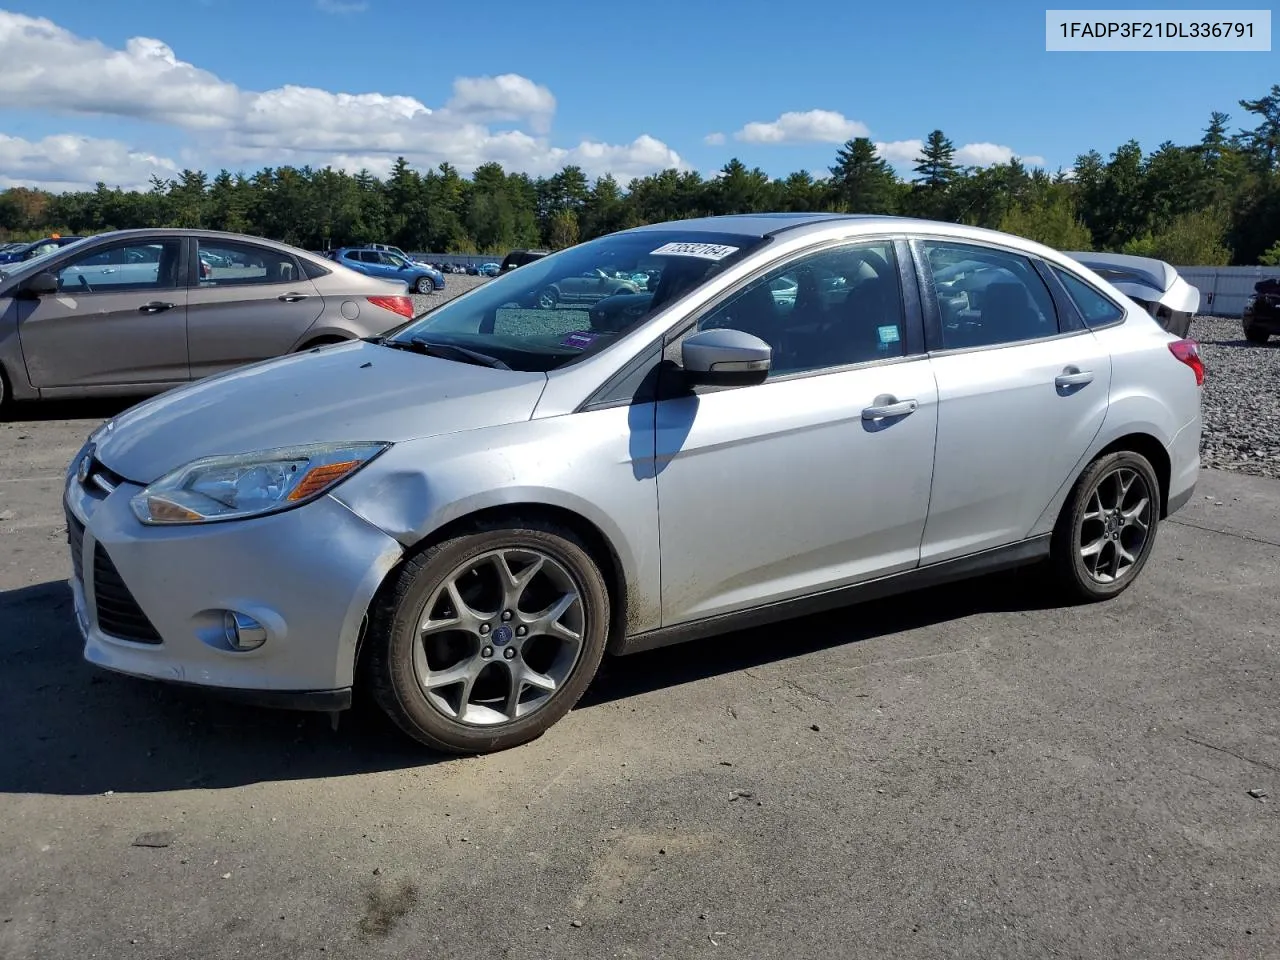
[17,237,189,388]
[185,237,324,380]
[912,236,1113,563]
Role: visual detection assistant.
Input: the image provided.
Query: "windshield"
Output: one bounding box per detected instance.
[387,229,767,371]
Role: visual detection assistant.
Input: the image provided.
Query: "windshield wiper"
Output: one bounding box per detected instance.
[378,336,510,370]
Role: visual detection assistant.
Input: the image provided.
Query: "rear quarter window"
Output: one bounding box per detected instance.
[1053,267,1126,327]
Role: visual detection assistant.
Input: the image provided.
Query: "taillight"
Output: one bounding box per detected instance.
[1168,338,1205,386]
[367,295,414,319]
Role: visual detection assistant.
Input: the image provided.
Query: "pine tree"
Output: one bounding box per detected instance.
[828,138,898,213]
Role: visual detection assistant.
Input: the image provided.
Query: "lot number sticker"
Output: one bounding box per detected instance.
[649,241,740,260]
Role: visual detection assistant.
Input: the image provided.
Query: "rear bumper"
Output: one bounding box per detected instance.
[1166,415,1201,517]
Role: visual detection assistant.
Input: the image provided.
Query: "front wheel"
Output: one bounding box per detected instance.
[1244,323,1270,345]
[365,520,610,754]
[415,276,434,294]
[1049,451,1161,603]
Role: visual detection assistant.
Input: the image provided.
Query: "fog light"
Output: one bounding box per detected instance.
[223,611,267,651]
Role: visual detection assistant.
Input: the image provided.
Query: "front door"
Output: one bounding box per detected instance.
[654,239,939,626]
[186,237,324,379]
[18,238,188,388]
[912,237,1113,563]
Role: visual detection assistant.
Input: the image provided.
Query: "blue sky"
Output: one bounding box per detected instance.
[0,0,1274,191]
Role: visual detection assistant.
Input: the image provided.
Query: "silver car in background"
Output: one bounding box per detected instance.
[0,228,419,411]
[63,214,1204,755]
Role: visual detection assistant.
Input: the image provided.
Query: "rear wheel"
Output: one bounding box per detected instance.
[1244,323,1270,345]
[366,520,609,754]
[1049,451,1161,603]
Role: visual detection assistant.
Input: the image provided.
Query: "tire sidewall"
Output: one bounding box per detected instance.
[373,524,609,754]
[1056,451,1161,601]
[416,276,432,294]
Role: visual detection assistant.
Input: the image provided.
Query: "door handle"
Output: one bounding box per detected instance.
[138,301,175,314]
[862,397,918,420]
[1055,367,1094,388]
[278,293,309,302]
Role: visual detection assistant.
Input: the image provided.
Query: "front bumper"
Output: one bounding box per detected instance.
[65,467,404,704]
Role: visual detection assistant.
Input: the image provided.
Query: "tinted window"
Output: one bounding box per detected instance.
[56,241,180,292]
[301,258,332,281]
[1053,267,1125,326]
[197,240,300,286]
[921,241,1059,349]
[696,241,906,377]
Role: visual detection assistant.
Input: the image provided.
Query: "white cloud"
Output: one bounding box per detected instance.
[315,0,368,12]
[874,139,1045,170]
[704,132,726,146]
[0,134,178,191]
[954,142,1046,167]
[0,11,682,188]
[445,74,555,134]
[734,110,870,145]
[874,139,925,166]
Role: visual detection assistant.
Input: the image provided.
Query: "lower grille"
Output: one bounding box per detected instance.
[66,509,85,584]
[92,543,163,644]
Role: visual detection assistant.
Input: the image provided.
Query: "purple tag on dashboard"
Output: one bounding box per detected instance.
[561,331,598,349]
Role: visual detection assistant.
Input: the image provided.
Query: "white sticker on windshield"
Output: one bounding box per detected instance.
[649,241,740,260]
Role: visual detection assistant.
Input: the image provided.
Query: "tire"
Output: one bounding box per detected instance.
[415,276,433,294]
[366,518,610,754]
[1049,450,1161,603]
[0,363,10,420]
[536,286,559,310]
[1244,323,1270,345]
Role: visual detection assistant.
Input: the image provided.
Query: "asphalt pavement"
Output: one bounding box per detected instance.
[1,404,1277,960]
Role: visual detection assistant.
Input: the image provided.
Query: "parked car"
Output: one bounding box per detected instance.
[1063,251,1199,338]
[532,265,642,308]
[500,249,549,272]
[62,213,1202,755]
[0,228,419,411]
[0,235,86,265]
[335,247,445,293]
[1242,277,1280,344]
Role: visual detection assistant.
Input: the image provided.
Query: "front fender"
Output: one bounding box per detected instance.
[331,409,663,635]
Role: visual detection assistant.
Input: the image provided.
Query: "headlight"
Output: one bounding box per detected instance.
[130,441,390,525]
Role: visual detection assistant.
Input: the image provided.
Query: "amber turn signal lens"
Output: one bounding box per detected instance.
[286,459,362,501]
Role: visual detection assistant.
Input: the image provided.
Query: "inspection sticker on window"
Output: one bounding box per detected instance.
[878,325,901,345]
[561,331,599,349]
[649,241,740,260]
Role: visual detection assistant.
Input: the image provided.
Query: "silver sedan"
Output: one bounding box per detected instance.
[0,228,419,411]
[63,213,1204,754]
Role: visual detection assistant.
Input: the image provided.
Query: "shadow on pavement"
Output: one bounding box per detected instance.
[0,566,1060,796]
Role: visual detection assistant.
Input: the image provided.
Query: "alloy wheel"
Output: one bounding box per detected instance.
[1078,466,1153,584]
[412,547,585,726]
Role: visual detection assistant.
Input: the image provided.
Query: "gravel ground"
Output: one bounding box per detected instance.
[412,289,1280,480]
[1191,314,1280,479]
[409,273,489,317]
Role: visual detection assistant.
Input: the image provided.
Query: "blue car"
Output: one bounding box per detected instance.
[333,247,445,293]
[0,235,85,265]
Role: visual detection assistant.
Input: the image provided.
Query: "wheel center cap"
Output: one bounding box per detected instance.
[491,624,514,647]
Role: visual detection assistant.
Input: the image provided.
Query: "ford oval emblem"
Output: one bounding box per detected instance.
[491,625,514,647]
[76,449,94,484]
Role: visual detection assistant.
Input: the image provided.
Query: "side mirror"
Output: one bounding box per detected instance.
[681,328,771,387]
[17,271,59,299]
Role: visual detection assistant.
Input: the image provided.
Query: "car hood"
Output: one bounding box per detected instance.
[92,340,549,484]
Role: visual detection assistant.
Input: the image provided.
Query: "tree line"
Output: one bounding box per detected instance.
[3,85,1279,266]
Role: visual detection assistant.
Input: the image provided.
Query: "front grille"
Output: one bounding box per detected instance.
[66,508,85,584]
[92,543,162,644]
